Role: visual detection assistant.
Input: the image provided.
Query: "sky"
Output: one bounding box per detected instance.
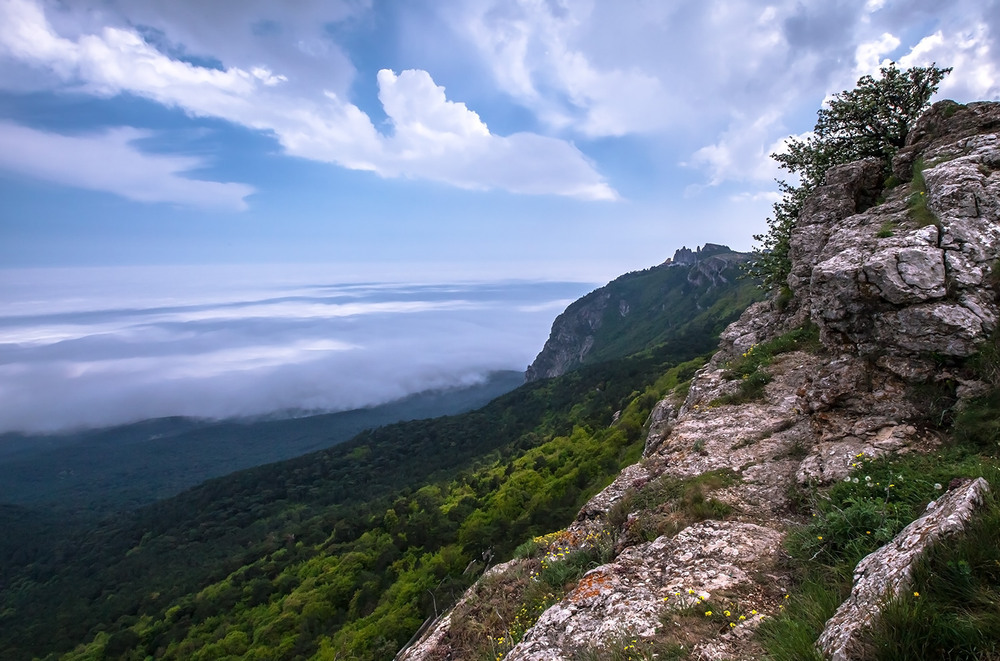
[0,0,997,278]
[0,0,999,433]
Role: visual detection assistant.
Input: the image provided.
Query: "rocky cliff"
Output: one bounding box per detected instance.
[526,245,755,381]
[400,101,1000,661]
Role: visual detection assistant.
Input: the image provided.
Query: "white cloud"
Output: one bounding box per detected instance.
[854,32,901,76]
[678,0,1000,186]
[0,0,616,200]
[374,69,616,199]
[454,0,673,137]
[0,275,590,432]
[686,111,787,187]
[900,26,1000,101]
[0,122,254,209]
[729,191,783,204]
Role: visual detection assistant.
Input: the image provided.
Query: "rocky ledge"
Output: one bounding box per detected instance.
[401,101,1000,661]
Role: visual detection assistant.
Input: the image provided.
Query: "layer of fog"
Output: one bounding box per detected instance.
[0,267,594,433]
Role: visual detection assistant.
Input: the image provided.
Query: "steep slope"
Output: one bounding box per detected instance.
[526,244,758,381]
[401,101,1000,660]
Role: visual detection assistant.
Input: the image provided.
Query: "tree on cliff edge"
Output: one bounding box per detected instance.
[750,63,951,292]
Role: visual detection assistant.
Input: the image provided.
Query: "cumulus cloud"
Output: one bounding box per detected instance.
[685,111,787,187]
[900,26,1000,101]
[676,0,999,190]
[442,0,998,193]
[0,0,616,200]
[0,272,593,432]
[0,122,255,209]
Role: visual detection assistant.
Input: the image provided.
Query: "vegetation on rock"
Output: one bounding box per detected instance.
[749,62,951,291]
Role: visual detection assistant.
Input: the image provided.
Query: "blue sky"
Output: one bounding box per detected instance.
[1,0,997,281]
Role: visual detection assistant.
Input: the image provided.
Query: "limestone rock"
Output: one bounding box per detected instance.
[506,522,784,661]
[817,478,990,661]
[643,398,679,457]
[400,102,1000,661]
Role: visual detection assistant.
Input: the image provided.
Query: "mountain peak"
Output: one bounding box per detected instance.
[664,242,734,267]
[525,246,754,381]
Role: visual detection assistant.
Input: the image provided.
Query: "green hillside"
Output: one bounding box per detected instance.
[0,268,757,661]
[526,245,760,379]
[0,371,524,518]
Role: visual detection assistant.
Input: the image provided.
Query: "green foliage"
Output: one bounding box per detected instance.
[759,445,1000,659]
[607,469,738,545]
[0,331,723,661]
[749,63,951,291]
[876,220,897,238]
[907,159,940,228]
[539,254,762,374]
[723,324,821,379]
[953,332,1000,454]
[0,373,525,520]
[757,578,840,661]
[538,547,601,590]
[713,371,772,406]
[573,632,684,661]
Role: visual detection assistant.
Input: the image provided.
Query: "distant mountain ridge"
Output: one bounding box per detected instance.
[525,243,758,380]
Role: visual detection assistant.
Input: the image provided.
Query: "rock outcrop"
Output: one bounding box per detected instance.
[817,477,990,661]
[402,101,1000,661]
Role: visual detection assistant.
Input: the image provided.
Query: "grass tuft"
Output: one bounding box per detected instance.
[908,159,940,228]
[712,324,821,406]
[875,220,896,238]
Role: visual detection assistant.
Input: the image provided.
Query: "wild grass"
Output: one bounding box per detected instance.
[759,439,1000,659]
[712,324,821,406]
[573,632,689,661]
[908,159,940,228]
[446,563,559,660]
[863,489,1000,660]
[606,469,737,546]
[876,220,897,238]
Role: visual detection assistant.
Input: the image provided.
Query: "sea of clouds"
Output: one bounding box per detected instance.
[0,266,594,434]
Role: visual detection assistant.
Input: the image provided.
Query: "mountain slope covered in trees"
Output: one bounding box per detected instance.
[0,259,755,661]
[526,244,758,380]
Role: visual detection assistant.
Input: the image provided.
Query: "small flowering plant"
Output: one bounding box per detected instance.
[792,452,973,564]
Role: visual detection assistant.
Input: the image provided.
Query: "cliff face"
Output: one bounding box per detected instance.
[526,245,754,381]
[401,101,1000,661]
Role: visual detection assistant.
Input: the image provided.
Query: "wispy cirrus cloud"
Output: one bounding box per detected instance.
[0,122,255,209]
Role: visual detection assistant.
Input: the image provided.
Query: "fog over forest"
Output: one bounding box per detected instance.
[0,267,594,433]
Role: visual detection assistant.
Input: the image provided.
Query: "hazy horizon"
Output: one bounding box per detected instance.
[0,266,596,434]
